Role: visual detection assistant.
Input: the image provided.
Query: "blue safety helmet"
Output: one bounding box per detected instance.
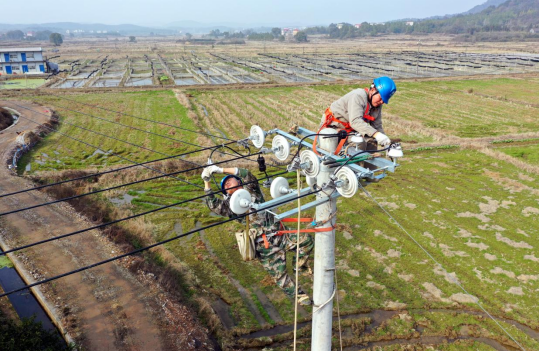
[221,175,242,195]
[373,76,397,104]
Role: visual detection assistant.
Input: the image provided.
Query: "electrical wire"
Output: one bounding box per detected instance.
[15,101,200,164]
[10,102,204,189]
[359,182,527,351]
[51,102,216,148]
[0,185,321,299]
[0,152,263,217]
[0,141,236,199]
[38,91,231,141]
[0,170,288,256]
[18,101,279,174]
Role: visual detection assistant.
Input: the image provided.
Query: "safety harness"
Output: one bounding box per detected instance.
[258,217,335,249]
[313,88,376,156]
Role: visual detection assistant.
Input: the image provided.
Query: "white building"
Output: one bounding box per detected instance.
[0,47,46,75]
[406,21,414,26]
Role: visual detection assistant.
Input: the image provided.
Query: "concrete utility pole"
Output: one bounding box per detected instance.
[311,128,338,351]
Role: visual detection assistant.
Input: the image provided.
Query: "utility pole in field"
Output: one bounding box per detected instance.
[311,128,338,351]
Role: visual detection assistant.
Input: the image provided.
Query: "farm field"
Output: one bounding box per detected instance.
[3,35,538,91]
[496,142,539,166]
[0,78,45,90]
[16,90,198,173]
[5,75,539,350]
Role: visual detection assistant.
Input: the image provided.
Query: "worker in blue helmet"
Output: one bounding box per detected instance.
[201,165,314,306]
[319,76,397,148]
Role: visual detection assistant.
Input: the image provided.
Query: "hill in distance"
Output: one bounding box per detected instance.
[464,0,509,14]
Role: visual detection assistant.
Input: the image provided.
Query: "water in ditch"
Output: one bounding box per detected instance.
[125,78,154,86]
[92,79,121,87]
[175,77,201,85]
[0,253,56,332]
[54,80,85,89]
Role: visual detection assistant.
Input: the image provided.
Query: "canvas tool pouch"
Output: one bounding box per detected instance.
[235,229,257,261]
[235,214,257,261]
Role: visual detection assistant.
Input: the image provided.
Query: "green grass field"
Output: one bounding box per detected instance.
[0,79,45,90]
[496,142,539,165]
[14,77,539,350]
[17,90,198,174]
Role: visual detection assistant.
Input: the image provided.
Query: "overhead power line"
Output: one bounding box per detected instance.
[10,102,204,189]
[35,95,286,170]
[15,101,274,176]
[0,179,315,299]
[0,151,263,217]
[0,141,237,199]
[0,169,287,256]
[52,102,208,149]
[39,92,231,141]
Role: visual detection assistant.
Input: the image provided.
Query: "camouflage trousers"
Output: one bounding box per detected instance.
[256,232,314,298]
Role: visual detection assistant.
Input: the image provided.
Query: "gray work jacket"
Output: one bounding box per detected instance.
[323,88,384,137]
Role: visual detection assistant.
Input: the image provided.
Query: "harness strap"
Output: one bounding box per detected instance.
[363,88,376,122]
[276,226,335,235]
[314,108,353,156]
[281,218,314,223]
[335,137,348,156]
[262,233,270,249]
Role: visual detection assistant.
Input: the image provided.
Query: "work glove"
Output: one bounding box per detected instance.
[373,132,391,147]
[201,165,223,181]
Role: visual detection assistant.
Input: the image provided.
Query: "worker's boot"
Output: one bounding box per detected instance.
[297,291,312,306]
[293,264,313,276]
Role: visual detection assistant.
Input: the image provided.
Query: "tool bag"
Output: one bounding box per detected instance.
[235,215,257,261]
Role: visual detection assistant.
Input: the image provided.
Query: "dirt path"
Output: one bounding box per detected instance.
[0,101,209,350]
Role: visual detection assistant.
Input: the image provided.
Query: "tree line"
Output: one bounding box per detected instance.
[1,30,64,45]
[304,0,538,38]
[206,27,308,42]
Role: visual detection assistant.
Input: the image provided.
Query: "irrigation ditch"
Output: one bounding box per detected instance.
[0,106,72,346]
[234,307,538,350]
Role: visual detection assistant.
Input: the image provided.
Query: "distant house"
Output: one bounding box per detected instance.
[337,23,344,29]
[0,47,46,75]
[530,28,536,34]
[354,24,362,29]
[406,21,414,26]
[281,28,291,36]
[26,31,35,37]
[292,28,300,36]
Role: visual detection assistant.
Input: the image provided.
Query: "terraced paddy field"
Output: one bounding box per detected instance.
[5,75,539,350]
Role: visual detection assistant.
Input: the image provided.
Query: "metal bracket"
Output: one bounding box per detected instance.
[236,138,250,149]
[274,192,341,221]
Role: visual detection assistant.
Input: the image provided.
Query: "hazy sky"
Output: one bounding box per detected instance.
[6,0,487,26]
